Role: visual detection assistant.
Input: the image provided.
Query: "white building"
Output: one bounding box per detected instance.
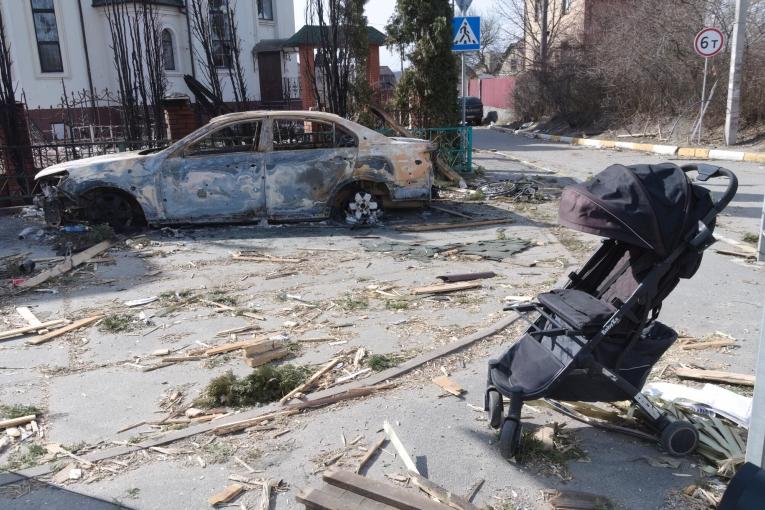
[1,0,299,137]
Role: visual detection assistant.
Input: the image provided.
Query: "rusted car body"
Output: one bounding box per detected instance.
[35,111,436,227]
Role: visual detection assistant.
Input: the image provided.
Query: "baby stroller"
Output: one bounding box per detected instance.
[485,163,738,459]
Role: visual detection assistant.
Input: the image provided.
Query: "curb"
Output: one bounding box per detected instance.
[490,125,765,163]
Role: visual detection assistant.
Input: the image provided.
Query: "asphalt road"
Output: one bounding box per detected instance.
[1,128,762,510]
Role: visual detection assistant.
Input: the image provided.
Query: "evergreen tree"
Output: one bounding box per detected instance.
[386,0,458,128]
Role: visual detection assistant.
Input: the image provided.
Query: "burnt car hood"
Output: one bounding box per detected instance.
[35,151,150,180]
[387,137,437,150]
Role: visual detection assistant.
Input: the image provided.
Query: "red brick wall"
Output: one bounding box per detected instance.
[163,97,200,141]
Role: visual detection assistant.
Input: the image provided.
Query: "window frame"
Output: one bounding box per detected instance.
[161,28,176,71]
[30,0,64,74]
[258,0,274,21]
[270,118,358,152]
[209,0,233,68]
[182,120,263,158]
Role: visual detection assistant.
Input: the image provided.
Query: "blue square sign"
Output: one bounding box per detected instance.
[453,16,481,52]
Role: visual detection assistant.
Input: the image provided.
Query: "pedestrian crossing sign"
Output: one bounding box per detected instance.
[452,16,481,52]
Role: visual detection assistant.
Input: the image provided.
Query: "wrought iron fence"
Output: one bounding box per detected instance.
[377,126,473,173]
[0,139,171,206]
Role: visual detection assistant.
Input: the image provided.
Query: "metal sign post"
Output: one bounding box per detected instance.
[452,15,481,128]
[693,27,724,144]
[746,306,765,467]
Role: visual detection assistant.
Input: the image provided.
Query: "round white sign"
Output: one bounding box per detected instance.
[694,28,724,58]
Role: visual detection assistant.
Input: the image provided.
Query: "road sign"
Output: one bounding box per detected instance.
[453,16,481,52]
[455,0,473,12]
[694,27,725,58]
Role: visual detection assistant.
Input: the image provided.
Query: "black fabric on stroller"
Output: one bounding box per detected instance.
[485,162,738,460]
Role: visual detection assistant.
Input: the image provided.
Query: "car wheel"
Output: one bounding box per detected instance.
[346,191,383,226]
[87,191,140,231]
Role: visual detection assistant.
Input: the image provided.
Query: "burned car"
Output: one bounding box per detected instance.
[35,111,436,228]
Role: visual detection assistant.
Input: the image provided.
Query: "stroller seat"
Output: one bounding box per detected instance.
[537,289,616,333]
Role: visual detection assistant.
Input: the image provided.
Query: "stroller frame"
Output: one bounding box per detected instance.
[485,164,739,459]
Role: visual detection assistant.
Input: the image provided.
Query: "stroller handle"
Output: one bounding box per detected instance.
[681,164,738,213]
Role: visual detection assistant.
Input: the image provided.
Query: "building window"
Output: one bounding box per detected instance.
[209,0,233,68]
[562,0,572,14]
[30,0,63,73]
[162,29,176,71]
[258,0,273,21]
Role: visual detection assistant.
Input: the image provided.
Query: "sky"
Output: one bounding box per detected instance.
[292,0,496,71]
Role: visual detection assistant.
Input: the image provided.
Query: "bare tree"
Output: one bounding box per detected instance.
[496,0,570,70]
[464,12,507,74]
[224,4,249,110]
[305,0,354,116]
[189,0,249,112]
[189,0,224,105]
[103,0,166,140]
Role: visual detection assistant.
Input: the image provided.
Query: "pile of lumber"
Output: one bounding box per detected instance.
[298,470,461,510]
[0,306,103,347]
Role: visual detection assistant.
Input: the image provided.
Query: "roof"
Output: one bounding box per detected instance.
[284,25,386,47]
[92,0,184,6]
[253,39,291,53]
[379,66,395,77]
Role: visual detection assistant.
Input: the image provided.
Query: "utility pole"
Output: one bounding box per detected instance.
[540,0,548,70]
[746,307,765,468]
[724,0,749,146]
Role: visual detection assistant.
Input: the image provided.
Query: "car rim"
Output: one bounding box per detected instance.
[346,192,381,225]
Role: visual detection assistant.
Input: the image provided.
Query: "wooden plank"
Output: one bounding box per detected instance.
[208,483,243,506]
[680,339,736,350]
[548,490,612,510]
[396,219,513,233]
[204,336,271,356]
[0,319,70,341]
[435,157,468,188]
[232,255,304,263]
[18,241,112,289]
[297,485,398,510]
[212,410,298,436]
[16,307,42,327]
[323,470,450,510]
[356,435,386,474]
[368,103,413,138]
[383,421,419,474]
[675,368,755,386]
[429,205,474,220]
[436,272,496,283]
[26,315,103,346]
[243,348,290,368]
[13,310,527,480]
[410,473,482,510]
[432,376,463,397]
[281,358,341,404]
[411,282,481,295]
[242,339,288,357]
[215,324,261,337]
[0,414,36,429]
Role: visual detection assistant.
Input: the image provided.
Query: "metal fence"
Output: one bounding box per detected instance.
[0,139,171,206]
[377,126,473,173]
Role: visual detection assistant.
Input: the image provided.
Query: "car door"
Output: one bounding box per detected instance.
[160,120,265,222]
[265,117,358,220]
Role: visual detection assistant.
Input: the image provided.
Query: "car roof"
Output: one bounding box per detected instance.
[204,110,389,146]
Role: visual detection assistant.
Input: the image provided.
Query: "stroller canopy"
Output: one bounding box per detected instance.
[559,163,692,257]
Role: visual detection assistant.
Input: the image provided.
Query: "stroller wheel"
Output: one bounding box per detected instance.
[499,419,522,460]
[487,390,503,429]
[661,421,699,456]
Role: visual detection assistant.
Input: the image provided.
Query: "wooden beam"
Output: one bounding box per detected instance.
[675,367,755,386]
[280,358,341,404]
[411,282,481,295]
[0,319,70,341]
[432,376,463,397]
[409,473,482,510]
[383,421,419,474]
[243,348,290,368]
[323,470,450,510]
[0,414,36,429]
[297,485,399,510]
[26,315,103,346]
[396,219,514,233]
[17,241,112,289]
[204,336,271,356]
[16,307,42,327]
[436,272,496,283]
[356,434,386,474]
[208,483,243,506]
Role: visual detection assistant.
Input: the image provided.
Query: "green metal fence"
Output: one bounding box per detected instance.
[378,126,473,173]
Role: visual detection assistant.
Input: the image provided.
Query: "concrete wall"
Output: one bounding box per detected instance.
[1,0,298,114]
